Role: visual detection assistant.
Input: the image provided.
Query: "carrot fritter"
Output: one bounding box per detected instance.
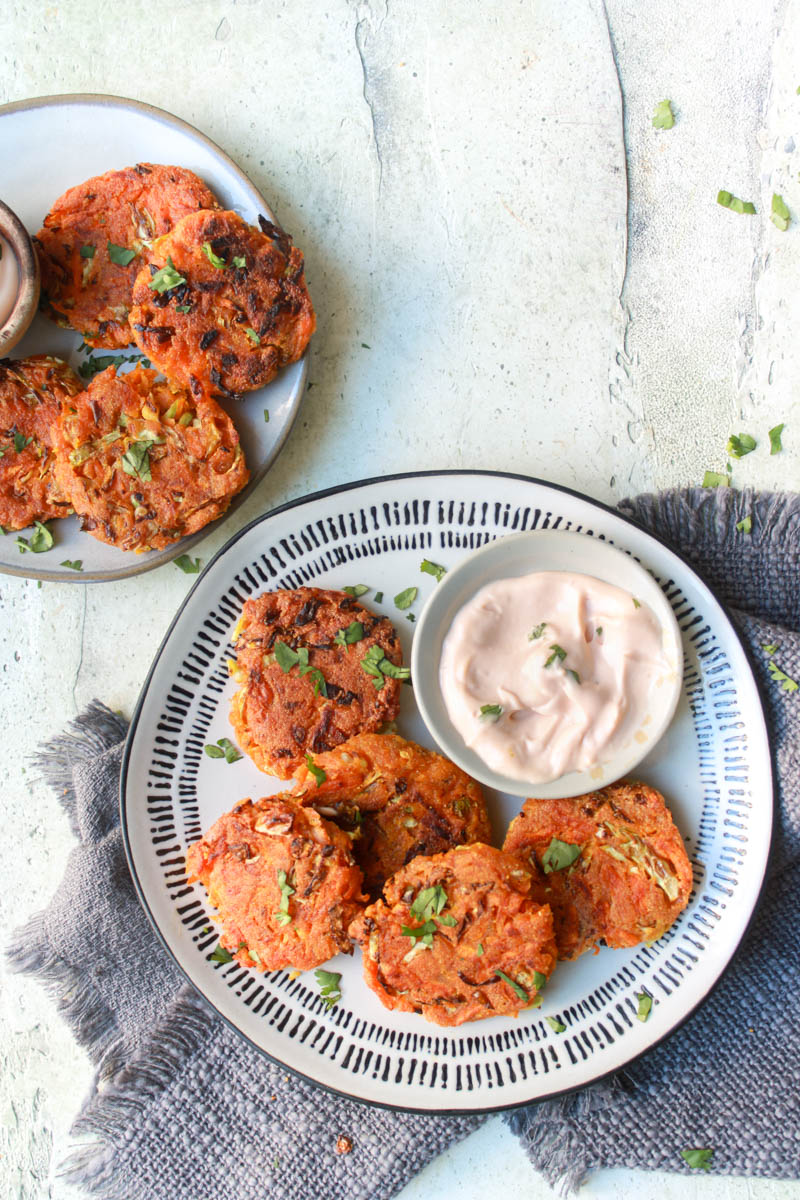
[0,355,82,530]
[349,844,557,1027]
[292,733,491,897]
[503,781,693,960]
[186,795,366,972]
[229,588,404,780]
[51,365,248,552]
[127,209,315,396]
[35,164,220,350]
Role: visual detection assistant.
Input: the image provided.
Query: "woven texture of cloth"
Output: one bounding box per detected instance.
[8,486,800,1197]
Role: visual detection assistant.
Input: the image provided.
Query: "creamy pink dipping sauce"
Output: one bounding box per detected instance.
[0,235,20,329]
[439,571,674,784]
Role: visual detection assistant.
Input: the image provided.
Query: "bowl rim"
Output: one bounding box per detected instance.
[0,197,40,354]
[410,527,684,799]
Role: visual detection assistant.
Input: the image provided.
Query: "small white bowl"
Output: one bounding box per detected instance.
[0,198,40,356]
[411,529,683,799]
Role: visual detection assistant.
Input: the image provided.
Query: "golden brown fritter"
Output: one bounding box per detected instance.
[186,796,366,973]
[128,209,315,397]
[229,588,404,780]
[349,843,557,1027]
[291,732,491,897]
[0,355,82,530]
[35,163,220,348]
[51,365,248,552]
[502,781,693,960]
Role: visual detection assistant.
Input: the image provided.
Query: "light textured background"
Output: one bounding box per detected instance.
[1,0,798,1197]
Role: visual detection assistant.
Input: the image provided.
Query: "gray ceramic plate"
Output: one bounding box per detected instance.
[0,94,307,582]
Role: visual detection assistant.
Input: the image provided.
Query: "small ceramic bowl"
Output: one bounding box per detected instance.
[411,529,684,800]
[0,198,40,356]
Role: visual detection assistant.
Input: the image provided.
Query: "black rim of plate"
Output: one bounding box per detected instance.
[0,92,308,583]
[120,468,776,1116]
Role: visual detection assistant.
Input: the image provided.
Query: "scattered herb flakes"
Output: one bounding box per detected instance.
[204,738,242,763]
[680,1148,713,1172]
[121,439,153,482]
[767,658,799,693]
[333,620,364,646]
[420,558,447,582]
[717,190,756,215]
[148,256,186,294]
[176,303,192,314]
[726,432,756,458]
[232,255,247,269]
[565,668,581,685]
[343,584,369,597]
[210,943,234,964]
[401,918,437,947]
[80,243,96,258]
[542,837,582,874]
[736,515,752,534]
[77,353,135,381]
[374,591,384,604]
[411,885,448,922]
[528,622,547,640]
[771,193,791,231]
[107,241,137,266]
[545,1015,567,1033]
[315,968,342,1009]
[476,943,484,956]
[60,559,83,571]
[702,470,730,488]
[532,971,548,992]
[479,703,503,720]
[263,409,270,423]
[361,342,371,349]
[360,644,410,689]
[632,597,641,608]
[652,98,675,129]
[544,644,567,668]
[202,241,228,269]
[274,869,295,926]
[308,667,327,696]
[174,554,202,574]
[13,432,32,452]
[768,423,785,454]
[245,327,261,345]
[635,989,653,1022]
[305,752,327,786]
[494,969,529,1003]
[17,521,53,554]
[406,613,415,623]
[394,586,418,610]
[596,627,603,637]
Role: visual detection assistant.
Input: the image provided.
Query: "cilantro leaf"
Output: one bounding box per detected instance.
[545,1015,566,1033]
[77,353,137,381]
[16,521,53,554]
[652,99,675,129]
[494,969,529,1003]
[80,244,95,258]
[771,193,791,232]
[635,989,653,1022]
[274,640,300,673]
[410,885,448,922]
[121,440,153,482]
[726,432,756,458]
[343,584,369,597]
[263,409,269,423]
[735,515,752,534]
[315,968,342,1009]
[394,586,418,610]
[702,470,730,488]
[401,919,436,947]
[532,971,548,992]
[565,668,581,685]
[479,703,502,720]
[202,242,228,269]
[274,869,295,925]
[334,620,364,646]
[542,837,582,874]
[544,644,567,668]
[107,242,137,266]
[528,622,547,640]
[204,738,241,763]
[60,559,83,571]
[204,743,225,758]
[420,558,446,582]
[245,327,261,345]
[148,256,186,294]
[210,943,234,963]
[476,943,484,956]
[762,643,778,656]
[304,752,327,786]
[13,432,32,453]
[360,644,410,688]
[174,554,202,574]
[680,1148,713,1171]
[717,190,756,215]
[768,423,785,455]
[767,658,799,693]
[232,255,247,269]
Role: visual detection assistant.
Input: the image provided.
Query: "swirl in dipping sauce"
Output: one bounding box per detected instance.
[439,571,676,784]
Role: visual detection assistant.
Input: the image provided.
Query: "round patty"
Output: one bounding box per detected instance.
[291,732,491,897]
[128,209,315,397]
[35,163,220,349]
[0,355,83,530]
[502,781,693,959]
[52,364,248,551]
[349,843,557,1027]
[186,796,366,973]
[229,588,404,779]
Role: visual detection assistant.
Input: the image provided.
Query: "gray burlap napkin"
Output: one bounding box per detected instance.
[9,487,800,1197]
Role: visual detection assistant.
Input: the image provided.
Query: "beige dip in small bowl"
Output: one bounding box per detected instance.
[0,198,40,356]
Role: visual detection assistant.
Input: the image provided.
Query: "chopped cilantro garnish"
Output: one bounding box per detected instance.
[544,644,567,668]
[202,242,228,269]
[635,989,653,1022]
[410,885,448,921]
[565,668,581,685]
[77,353,137,381]
[315,968,342,1009]
[60,559,83,571]
[121,440,154,482]
[476,943,484,956]
[762,643,778,656]
[680,1148,713,1171]
[176,304,192,313]
[174,554,202,574]
[532,971,548,992]
[374,591,383,604]
[274,869,295,926]
[545,1015,566,1033]
[542,837,582,874]
[334,621,364,646]
[702,470,730,488]
[768,423,785,454]
[245,327,261,345]
[263,409,269,422]
[420,558,447,582]
[232,255,247,269]
[210,943,234,964]
[304,752,327,786]
[16,521,53,554]
[13,432,32,452]
[148,256,186,293]
[360,644,410,689]
[80,244,95,258]
[735,515,752,534]
[771,193,791,231]
[726,432,756,458]
[717,190,756,215]
[767,658,799,693]
[479,703,503,720]
[652,99,675,129]
[394,586,418,610]
[494,969,528,1003]
[273,641,326,693]
[204,738,241,763]
[107,242,137,266]
[343,584,369,597]
[528,622,547,640]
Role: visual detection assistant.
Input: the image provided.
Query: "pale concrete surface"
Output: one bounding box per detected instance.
[0,0,798,1198]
